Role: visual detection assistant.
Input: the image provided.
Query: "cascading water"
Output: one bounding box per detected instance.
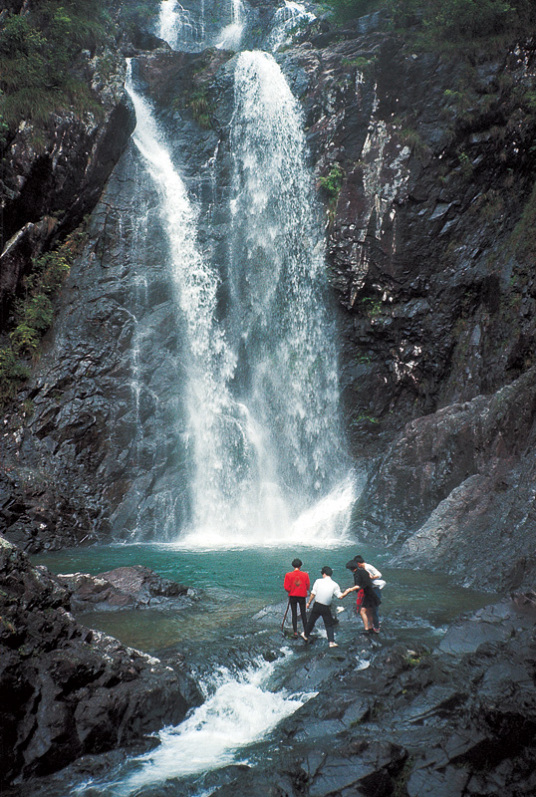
[216,0,246,51]
[267,1,316,51]
[218,50,355,542]
[123,3,355,547]
[178,51,355,547]
[157,0,206,51]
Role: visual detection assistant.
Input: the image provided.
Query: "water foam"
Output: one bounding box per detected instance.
[119,655,312,792]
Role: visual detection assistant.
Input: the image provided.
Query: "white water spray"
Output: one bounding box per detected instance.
[216,0,246,50]
[157,0,205,51]
[268,1,316,51]
[113,655,312,794]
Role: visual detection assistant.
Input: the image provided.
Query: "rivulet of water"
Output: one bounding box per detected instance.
[216,0,247,50]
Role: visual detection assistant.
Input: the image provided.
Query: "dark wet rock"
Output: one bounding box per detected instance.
[200,595,536,797]
[355,367,536,590]
[0,52,135,326]
[55,565,190,611]
[0,537,194,786]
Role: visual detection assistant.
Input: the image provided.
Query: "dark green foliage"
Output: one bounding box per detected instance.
[0,227,87,406]
[322,0,536,44]
[0,0,116,129]
[318,163,344,200]
[320,0,383,23]
[119,0,160,35]
[188,88,213,129]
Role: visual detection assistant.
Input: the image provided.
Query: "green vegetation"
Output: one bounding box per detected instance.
[188,87,213,129]
[351,413,379,427]
[318,164,344,218]
[319,163,344,198]
[0,0,159,133]
[361,296,383,318]
[0,226,87,406]
[322,0,536,45]
[321,0,383,24]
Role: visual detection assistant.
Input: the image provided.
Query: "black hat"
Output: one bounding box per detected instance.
[321,566,333,577]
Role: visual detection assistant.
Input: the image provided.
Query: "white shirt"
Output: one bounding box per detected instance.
[310,576,342,606]
[365,562,386,589]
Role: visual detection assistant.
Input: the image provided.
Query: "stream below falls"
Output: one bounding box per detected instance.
[26,543,495,797]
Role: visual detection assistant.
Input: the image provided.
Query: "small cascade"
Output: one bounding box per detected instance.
[215,0,246,51]
[119,655,311,793]
[267,1,316,51]
[157,0,206,51]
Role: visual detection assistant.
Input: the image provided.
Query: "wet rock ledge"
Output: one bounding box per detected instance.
[0,536,194,787]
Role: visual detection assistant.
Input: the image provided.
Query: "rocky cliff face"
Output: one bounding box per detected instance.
[0,47,135,327]
[2,8,536,588]
[284,20,536,590]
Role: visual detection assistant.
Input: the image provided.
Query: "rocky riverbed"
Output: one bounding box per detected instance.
[2,535,535,796]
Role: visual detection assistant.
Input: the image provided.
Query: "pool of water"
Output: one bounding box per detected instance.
[34,541,494,653]
[25,540,497,797]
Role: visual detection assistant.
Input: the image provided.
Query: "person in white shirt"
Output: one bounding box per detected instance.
[301,566,343,648]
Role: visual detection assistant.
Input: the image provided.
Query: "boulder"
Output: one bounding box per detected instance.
[0,536,194,786]
[55,565,191,611]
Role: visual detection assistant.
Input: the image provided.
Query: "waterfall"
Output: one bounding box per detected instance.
[157,0,205,51]
[123,2,355,546]
[213,50,354,546]
[215,0,246,51]
[268,1,316,51]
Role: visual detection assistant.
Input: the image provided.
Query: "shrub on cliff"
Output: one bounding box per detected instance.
[0,0,111,129]
[0,0,159,132]
[0,227,86,406]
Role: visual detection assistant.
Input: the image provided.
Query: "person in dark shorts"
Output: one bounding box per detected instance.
[301,566,343,648]
[283,558,310,637]
[354,555,385,632]
[341,560,380,635]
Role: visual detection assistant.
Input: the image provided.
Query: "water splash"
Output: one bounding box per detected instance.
[108,655,312,794]
[215,0,246,50]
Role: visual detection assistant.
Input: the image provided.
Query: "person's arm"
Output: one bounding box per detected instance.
[306,591,315,609]
[367,564,382,580]
[340,585,359,598]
